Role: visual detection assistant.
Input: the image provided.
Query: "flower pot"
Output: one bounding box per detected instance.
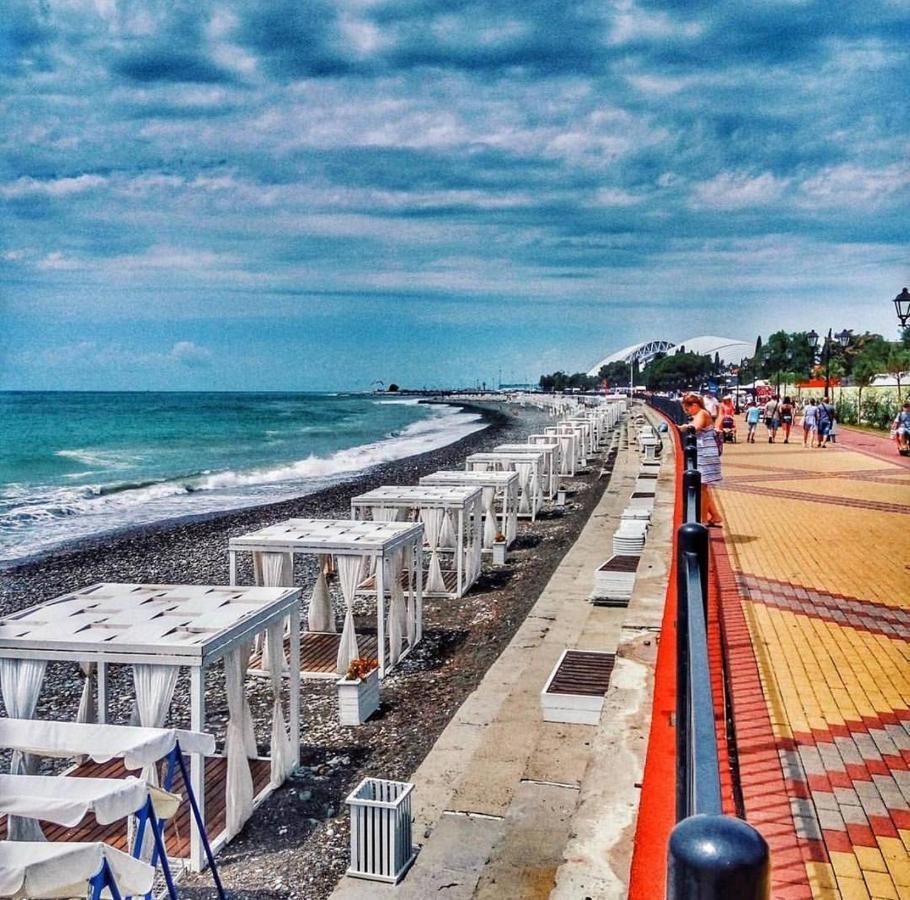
[337,668,380,726]
[492,541,508,565]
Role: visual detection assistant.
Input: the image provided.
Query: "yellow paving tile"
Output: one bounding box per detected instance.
[712,438,910,900]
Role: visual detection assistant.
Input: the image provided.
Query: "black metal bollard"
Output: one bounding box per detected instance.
[683,428,698,471]
[683,469,702,524]
[675,521,710,822]
[668,814,770,900]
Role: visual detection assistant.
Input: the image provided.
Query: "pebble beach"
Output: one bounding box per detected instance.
[0,400,618,899]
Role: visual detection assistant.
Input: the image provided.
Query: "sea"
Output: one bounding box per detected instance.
[0,392,486,566]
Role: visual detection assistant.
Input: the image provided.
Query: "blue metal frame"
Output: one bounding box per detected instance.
[126,740,226,900]
[89,858,123,900]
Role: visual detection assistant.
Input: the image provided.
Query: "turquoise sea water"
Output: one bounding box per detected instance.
[0,392,485,564]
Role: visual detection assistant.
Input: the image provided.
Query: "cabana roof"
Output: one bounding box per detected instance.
[420,470,519,487]
[351,485,481,509]
[229,518,422,556]
[0,583,299,663]
[467,450,545,462]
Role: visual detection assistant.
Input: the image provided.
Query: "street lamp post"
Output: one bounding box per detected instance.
[893,287,910,329]
[807,328,851,398]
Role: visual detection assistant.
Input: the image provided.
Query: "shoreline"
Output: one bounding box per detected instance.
[0,399,502,580]
[0,401,519,611]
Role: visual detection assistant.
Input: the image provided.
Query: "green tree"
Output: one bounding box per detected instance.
[884,344,910,401]
[645,352,713,391]
[597,361,631,387]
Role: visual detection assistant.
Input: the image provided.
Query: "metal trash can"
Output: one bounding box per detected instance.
[345,777,416,884]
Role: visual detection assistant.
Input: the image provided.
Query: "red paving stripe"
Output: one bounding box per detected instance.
[735,573,910,640]
[710,531,816,893]
[836,425,910,469]
[715,481,910,514]
[725,468,909,486]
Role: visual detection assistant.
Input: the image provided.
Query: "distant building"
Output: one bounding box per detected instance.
[587,335,753,376]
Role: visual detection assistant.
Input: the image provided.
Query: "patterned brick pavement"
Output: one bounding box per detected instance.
[713,436,910,899]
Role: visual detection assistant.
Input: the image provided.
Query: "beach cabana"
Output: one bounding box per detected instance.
[0,583,299,872]
[230,518,424,678]
[350,486,482,600]
[419,470,519,549]
[543,427,578,477]
[494,443,557,500]
[553,423,589,468]
[465,450,545,520]
[564,417,596,455]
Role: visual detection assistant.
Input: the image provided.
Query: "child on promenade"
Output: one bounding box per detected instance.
[779,396,794,443]
[802,398,818,447]
[745,402,761,443]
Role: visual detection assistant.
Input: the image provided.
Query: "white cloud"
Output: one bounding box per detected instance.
[170,341,213,367]
[690,172,789,209]
[796,163,910,209]
[0,174,107,199]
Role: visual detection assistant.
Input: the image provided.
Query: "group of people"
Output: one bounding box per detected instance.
[740,394,838,447]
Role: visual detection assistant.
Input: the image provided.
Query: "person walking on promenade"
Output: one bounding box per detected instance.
[894,401,910,453]
[817,396,835,447]
[802,398,819,447]
[680,393,724,526]
[764,394,781,443]
[779,395,795,443]
[745,402,761,443]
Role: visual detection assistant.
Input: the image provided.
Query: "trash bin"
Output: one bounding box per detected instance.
[345,777,416,884]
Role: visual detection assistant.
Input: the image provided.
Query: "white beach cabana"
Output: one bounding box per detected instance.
[542,427,578,478]
[564,416,596,456]
[229,518,424,678]
[419,470,519,549]
[0,583,300,872]
[553,423,589,468]
[350,486,482,600]
[494,443,558,500]
[465,450,546,520]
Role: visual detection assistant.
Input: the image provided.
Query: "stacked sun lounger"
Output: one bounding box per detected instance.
[592,555,639,605]
[612,520,648,556]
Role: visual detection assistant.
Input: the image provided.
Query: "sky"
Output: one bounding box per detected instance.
[1,0,908,391]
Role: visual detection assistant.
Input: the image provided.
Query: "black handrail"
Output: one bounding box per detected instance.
[658,398,770,900]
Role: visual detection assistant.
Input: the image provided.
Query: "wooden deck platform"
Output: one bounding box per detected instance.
[250,630,380,679]
[358,569,458,595]
[0,755,272,859]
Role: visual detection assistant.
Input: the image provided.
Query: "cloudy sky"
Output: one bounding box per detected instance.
[1,0,908,391]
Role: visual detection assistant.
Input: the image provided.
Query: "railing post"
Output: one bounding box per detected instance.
[675,521,709,821]
[682,469,701,524]
[683,428,698,471]
[668,814,770,900]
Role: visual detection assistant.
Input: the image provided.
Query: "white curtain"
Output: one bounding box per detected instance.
[471,461,489,473]
[481,486,497,548]
[558,436,571,474]
[515,461,532,514]
[224,647,254,840]
[335,555,362,675]
[1,658,47,840]
[131,664,179,786]
[419,507,446,593]
[528,464,540,510]
[254,551,294,587]
[439,508,456,549]
[506,493,518,545]
[256,551,295,669]
[385,548,406,666]
[76,663,95,724]
[307,555,334,633]
[267,622,294,787]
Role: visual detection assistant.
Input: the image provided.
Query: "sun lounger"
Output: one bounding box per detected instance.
[0,841,154,900]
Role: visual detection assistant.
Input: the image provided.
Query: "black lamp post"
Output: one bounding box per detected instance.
[894,287,910,329]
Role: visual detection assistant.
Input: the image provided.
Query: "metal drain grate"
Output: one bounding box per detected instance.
[545,650,616,697]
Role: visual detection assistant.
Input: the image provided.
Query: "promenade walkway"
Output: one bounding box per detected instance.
[713,429,910,899]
